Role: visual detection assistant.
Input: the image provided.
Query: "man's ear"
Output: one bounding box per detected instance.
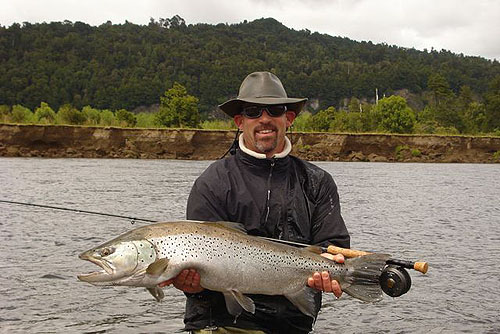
[234,115,244,130]
[285,111,296,127]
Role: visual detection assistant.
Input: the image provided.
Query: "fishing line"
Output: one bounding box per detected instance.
[0,199,157,224]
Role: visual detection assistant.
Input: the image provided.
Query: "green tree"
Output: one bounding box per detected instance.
[484,75,500,132]
[461,102,487,134]
[427,73,460,128]
[11,105,35,123]
[34,102,56,124]
[155,82,200,128]
[115,108,137,127]
[292,111,314,132]
[330,111,364,132]
[82,106,101,125]
[415,106,439,134]
[311,106,336,131]
[99,109,116,126]
[136,112,156,128]
[348,97,361,113]
[0,105,11,122]
[56,104,86,125]
[428,73,453,106]
[373,96,416,133]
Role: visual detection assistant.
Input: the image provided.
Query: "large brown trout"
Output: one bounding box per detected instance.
[78,221,390,318]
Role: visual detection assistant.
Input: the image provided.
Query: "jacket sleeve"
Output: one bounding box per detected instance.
[310,171,350,249]
[186,164,229,222]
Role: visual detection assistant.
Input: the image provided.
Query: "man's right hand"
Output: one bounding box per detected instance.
[158,269,204,294]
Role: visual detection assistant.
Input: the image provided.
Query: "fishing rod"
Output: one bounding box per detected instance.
[0,199,157,223]
[260,236,428,273]
[2,199,426,297]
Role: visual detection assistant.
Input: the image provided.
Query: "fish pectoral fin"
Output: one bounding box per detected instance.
[284,287,318,319]
[222,290,255,316]
[146,258,170,276]
[146,286,165,302]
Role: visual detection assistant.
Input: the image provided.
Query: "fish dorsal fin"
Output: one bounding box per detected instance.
[146,286,165,302]
[284,287,318,319]
[146,258,170,276]
[203,221,247,234]
[222,289,256,317]
[303,245,323,254]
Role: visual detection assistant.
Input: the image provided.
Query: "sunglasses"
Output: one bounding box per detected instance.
[241,105,288,119]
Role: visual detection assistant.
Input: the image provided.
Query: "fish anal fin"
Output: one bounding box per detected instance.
[222,289,256,317]
[285,287,318,319]
[146,258,170,276]
[230,289,255,314]
[146,286,164,302]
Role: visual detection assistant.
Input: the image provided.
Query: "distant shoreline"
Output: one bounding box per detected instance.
[1,124,499,163]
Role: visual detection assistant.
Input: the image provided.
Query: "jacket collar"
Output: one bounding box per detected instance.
[238,134,292,159]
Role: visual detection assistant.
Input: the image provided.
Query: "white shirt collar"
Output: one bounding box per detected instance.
[238,134,292,159]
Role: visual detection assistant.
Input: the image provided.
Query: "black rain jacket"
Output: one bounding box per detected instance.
[184,148,350,334]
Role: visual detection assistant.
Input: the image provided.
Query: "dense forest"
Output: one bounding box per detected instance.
[1,16,499,134]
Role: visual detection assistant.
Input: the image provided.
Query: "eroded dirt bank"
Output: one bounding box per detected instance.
[1,124,499,163]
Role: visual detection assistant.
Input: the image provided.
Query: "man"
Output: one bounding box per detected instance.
[161,72,350,334]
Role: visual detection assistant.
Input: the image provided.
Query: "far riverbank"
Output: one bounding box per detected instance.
[0,124,499,163]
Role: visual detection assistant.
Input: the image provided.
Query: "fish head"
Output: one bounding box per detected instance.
[78,239,157,285]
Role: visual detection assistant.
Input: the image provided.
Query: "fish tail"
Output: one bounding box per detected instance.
[342,253,390,302]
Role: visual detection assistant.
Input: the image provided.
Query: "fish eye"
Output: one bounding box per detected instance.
[100,247,114,257]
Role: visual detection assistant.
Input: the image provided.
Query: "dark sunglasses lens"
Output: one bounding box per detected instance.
[242,106,262,118]
[267,105,287,116]
[242,105,287,118]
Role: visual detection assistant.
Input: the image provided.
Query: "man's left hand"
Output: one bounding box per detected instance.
[307,253,344,298]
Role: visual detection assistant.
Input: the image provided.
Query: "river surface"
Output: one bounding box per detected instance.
[0,158,499,334]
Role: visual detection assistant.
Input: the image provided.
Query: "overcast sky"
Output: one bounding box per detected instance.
[2,0,499,61]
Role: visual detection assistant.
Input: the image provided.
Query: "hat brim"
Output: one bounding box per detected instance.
[219,97,308,117]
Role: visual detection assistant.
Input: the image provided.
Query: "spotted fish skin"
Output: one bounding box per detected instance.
[78,221,390,318]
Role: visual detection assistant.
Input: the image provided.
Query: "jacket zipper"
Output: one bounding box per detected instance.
[263,158,275,229]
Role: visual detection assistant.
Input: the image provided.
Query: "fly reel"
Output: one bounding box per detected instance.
[379,265,411,297]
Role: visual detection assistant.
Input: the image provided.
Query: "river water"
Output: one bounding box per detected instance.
[0,158,499,334]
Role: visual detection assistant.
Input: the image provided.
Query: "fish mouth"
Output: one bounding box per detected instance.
[77,252,115,283]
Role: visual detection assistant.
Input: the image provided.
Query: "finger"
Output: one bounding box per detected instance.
[191,271,201,287]
[307,277,315,288]
[321,271,333,292]
[313,272,323,290]
[320,253,335,261]
[331,280,342,298]
[333,254,345,264]
[184,269,196,286]
[173,270,190,289]
[177,269,189,283]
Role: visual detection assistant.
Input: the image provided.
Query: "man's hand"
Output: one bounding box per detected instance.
[158,269,204,294]
[307,253,344,298]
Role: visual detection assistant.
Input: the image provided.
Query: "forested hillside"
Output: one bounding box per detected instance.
[1,16,499,133]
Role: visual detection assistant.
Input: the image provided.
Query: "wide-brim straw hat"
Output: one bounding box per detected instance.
[219,72,308,117]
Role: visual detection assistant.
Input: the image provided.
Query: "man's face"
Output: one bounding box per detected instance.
[234,104,296,158]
